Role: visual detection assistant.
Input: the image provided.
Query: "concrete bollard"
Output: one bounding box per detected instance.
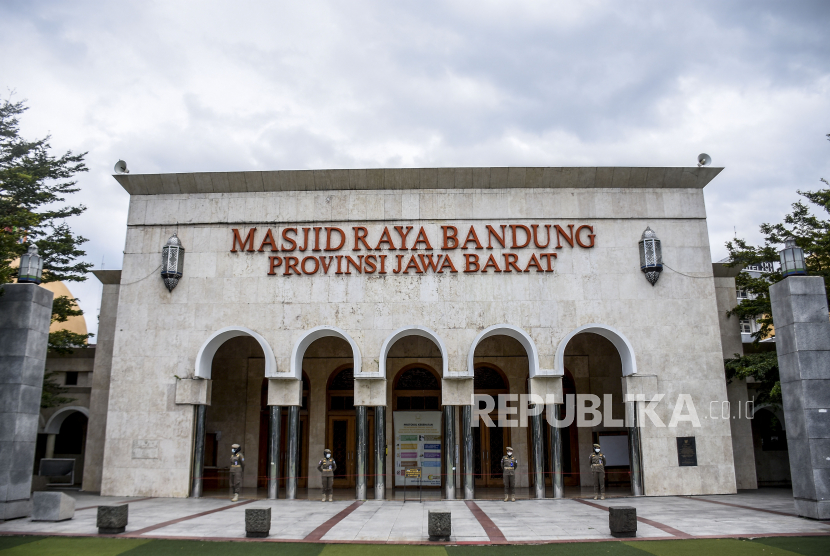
[609,506,637,538]
[97,504,128,534]
[32,492,75,522]
[428,510,451,541]
[245,507,271,538]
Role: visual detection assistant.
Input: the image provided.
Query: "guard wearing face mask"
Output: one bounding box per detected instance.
[230,444,244,502]
[317,448,337,502]
[500,447,518,502]
[589,443,606,500]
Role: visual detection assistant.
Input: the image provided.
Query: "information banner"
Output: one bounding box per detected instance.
[393,411,442,486]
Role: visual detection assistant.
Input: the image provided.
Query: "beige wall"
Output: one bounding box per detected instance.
[100,176,738,497]
[713,273,758,490]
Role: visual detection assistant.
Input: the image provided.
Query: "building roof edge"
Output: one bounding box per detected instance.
[112,166,724,196]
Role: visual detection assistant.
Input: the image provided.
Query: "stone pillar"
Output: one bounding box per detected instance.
[286,405,300,500]
[354,378,385,501]
[374,406,385,500]
[82,270,121,493]
[627,403,644,497]
[443,405,456,500]
[770,276,830,519]
[190,404,207,498]
[461,405,474,499]
[355,405,367,500]
[549,404,564,499]
[45,434,56,459]
[0,283,54,520]
[267,406,281,500]
[268,379,300,499]
[530,411,545,499]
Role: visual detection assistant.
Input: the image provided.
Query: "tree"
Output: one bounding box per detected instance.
[0,96,93,354]
[724,133,830,405]
[40,371,74,409]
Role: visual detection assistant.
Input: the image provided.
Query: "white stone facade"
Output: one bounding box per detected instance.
[96,167,739,498]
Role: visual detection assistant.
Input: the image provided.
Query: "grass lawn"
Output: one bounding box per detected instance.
[0,535,828,556]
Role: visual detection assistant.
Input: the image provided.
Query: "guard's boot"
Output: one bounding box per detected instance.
[232,493,238,502]
[593,494,598,500]
[322,493,327,502]
[600,495,605,500]
[511,495,516,502]
[504,495,509,502]
[328,494,333,502]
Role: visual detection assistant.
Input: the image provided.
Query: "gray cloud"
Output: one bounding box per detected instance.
[1,0,828,335]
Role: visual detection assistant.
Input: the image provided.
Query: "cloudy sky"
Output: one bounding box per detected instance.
[2,0,829,336]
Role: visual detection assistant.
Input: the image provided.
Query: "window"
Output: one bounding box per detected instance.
[64,372,78,386]
[740,320,752,334]
[736,289,748,299]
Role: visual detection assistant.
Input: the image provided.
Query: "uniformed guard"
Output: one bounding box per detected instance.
[589,443,606,500]
[317,448,337,502]
[230,443,244,502]
[500,446,518,502]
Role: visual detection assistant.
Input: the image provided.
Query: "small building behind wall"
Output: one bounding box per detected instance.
[84,165,753,499]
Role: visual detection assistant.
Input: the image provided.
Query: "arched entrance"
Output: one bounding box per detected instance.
[382,332,447,499]
[558,330,633,497]
[472,365,511,489]
[42,407,89,486]
[326,366,374,490]
[196,333,269,498]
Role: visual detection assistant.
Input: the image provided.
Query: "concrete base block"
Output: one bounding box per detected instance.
[441,379,472,406]
[609,506,637,538]
[32,492,75,521]
[354,379,387,406]
[428,510,451,541]
[268,379,301,406]
[795,498,830,520]
[245,507,271,538]
[97,504,128,534]
[174,378,212,405]
[0,499,32,521]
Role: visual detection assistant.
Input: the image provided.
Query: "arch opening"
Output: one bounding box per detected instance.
[195,326,277,379]
[555,324,637,377]
[378,326,448,378]
[291,326,361,380]
[467,324,540,378]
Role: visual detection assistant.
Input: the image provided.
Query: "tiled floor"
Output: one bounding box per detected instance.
[1,489,828,544]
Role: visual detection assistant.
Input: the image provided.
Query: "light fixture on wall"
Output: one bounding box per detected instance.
[639,227,663,286]
[779,238,806,278]
[161,233,185,292]
[17,243,44,284]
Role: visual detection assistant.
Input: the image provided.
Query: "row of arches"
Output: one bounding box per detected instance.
[190,323,640,501]
[193,323,638,380]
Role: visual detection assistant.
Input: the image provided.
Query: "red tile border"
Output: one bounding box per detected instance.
[465,500,507,543]
[304,501,364,541]
[124,499,255,537]
[574,498,692,539]
[76,496,155,511]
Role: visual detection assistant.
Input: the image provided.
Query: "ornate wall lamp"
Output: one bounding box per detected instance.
[639,226,663,286]
[17,244,44,284]
[779,238,806,278]
[161,233,185,292]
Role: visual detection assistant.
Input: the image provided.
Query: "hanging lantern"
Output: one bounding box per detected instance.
[779,238,806,278]
[17,243,44,284]
[161,233,185,292]
[639,226,663,286]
